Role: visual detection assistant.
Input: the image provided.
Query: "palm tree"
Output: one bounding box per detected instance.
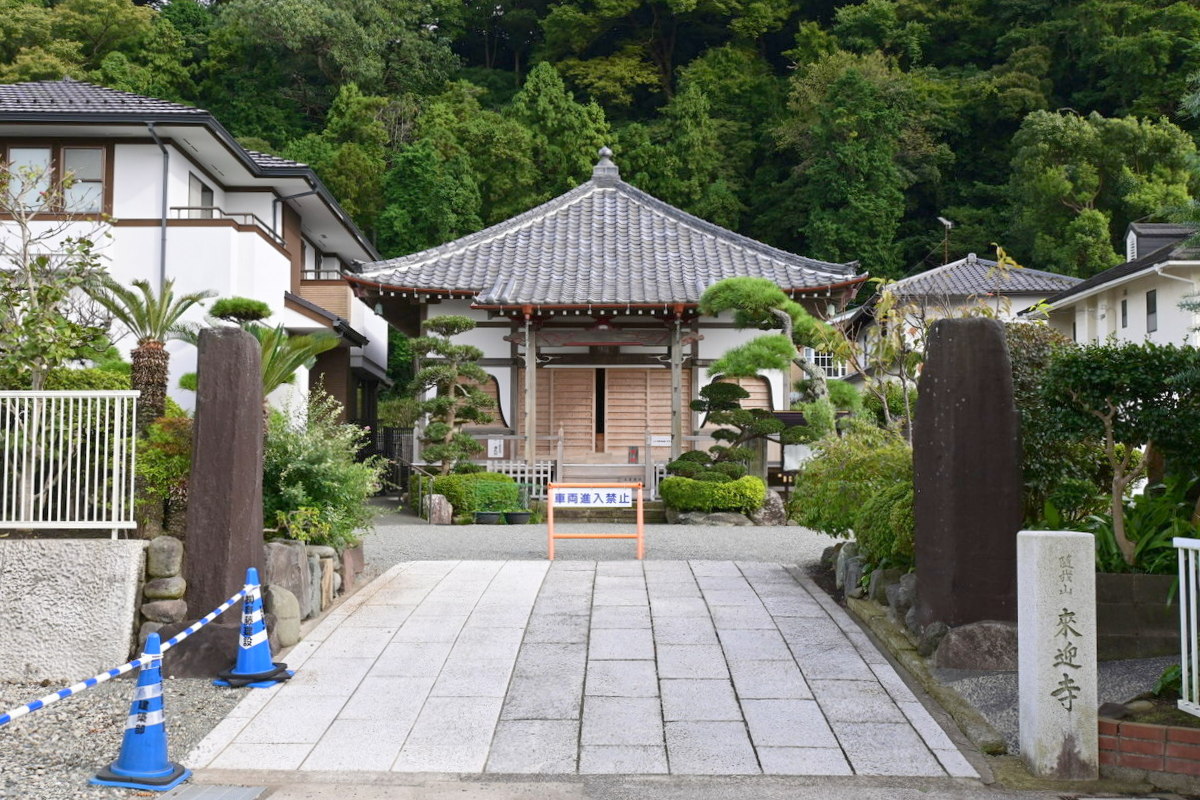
[88,277,215,434]
[247,324,340,397]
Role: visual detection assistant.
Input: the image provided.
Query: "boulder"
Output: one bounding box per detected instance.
[835,542,859,590]
[143,576,186,601]
[319,557,335,610]
[138,621,164,649]
[340,544,364,594]
[750,491,788,526]
[147,536,184,578]
[844,556,866,598]
[141,599,187,624]
[264,585,301,648]
[423,493,453,525]
[933,620,1018,670]
[668,510,709,525]
[868,568,903,603]
[897,572,918,610]
[905,605,921,636]
[820,544,841,570]
[307,553,322,619]
[699,512,755,527]
[264,540,311,620]
[917,621,950,657]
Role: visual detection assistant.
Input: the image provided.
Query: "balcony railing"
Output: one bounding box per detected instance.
[170,206,284,248]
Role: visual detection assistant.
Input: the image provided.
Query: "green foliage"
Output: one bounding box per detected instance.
[659,475,768,516]
[824,379,864,416]
[790,421,912,538]
[263,391,385,549]
[209,297,271,324]
[862,383,918,428]
[136,415,193,517]
[1085,476,1199,574]
[409,471,516,515]
[379,396,420,428]
[412,315,495,473]
[854,479,915,569]
[1154,664,1182,699]
[43,368,130,391]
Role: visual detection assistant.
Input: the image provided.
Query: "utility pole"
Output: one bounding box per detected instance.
[937,216,955,264]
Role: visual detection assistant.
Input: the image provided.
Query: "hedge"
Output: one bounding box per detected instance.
[854,480,915,569]
[659,475,767,516]
[409,471,516,515]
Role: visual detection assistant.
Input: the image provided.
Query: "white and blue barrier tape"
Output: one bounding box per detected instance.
[0,585,250,728]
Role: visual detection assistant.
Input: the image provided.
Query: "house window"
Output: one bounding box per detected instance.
[1147,290,1158,333]
[1121,299,1128,329]
[188,174,214,219]
[804,348,847,379]
[4,144,105,213]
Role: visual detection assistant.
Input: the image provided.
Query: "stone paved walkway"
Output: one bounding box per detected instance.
[187,560,978,778]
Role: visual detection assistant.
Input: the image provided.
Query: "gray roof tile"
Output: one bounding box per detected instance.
[0,78,206,116]
[891,253,1080,297]
[358,152,863,307]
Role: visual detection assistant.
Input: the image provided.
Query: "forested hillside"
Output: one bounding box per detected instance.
[5,0,1200,279]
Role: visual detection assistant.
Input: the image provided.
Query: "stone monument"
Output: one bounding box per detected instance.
[913,317,1022,627]
[1018,530,1098,779]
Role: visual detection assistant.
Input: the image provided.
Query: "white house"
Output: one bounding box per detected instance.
[835,253,1081,386]
[0,79,389,425]
[1034,223,1200,346]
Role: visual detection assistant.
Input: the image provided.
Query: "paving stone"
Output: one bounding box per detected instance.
[665,721,759,775]
[589,627,655,660]
[392,696,503,772]
[741,699,838,748]
[596,561,645,576]
[466,604,535,628]
[757,746,853,776]
[709,605,775,629]
[695,576,753,591]
[717,629,792,661]
[579,746,669,774]
[312,625,397,660]
[450,626,525,660]
[273,656,373,696]
[897,700,957,750]
[809,679,907,723]
[652,616,719,646]
[373,642,454,677]
[592,589,649,607]
[702,589,763,607]
[649,597,711,618]
[758,595,825,617]
[590,605,651,628]
[208,742,313,771]
[688,561,742,577]
[300,718,411,771]
[524,613,590,643]
[586,660,660,697]
[501,672,584,720]
[657,645,729,679]
[727,659,812,700]
[832,721,946,776]
[339,676,434,721]
[340,603,416,628]
[871,662,921,704]
[932,747,980,778]
[431,657,517,697]
[534,595,593,615]
[793,651,876,681]
[646,582,703,598]
[235,694,349,744]
[595,575,647,591]
[392,615,469,642]
[581,696,664,746]
[660,679,741,721]
[513,642,588,679]
[485,720,579,773]
[412,600,479,617]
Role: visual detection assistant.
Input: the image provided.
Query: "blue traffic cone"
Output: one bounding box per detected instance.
[213,568,293,689]
[90,633,191,791]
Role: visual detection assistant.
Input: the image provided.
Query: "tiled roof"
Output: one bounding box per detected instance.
[892,253,1081,297]
[356,149,863,307]
[246,149,307,170]
[0,78,206,116]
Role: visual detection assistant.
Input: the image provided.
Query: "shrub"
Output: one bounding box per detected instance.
[1083,475,1199,574]
[210,296,271,324]
[264,391,385,549]
[789,421,911,538]
[43,367,130,390]
[854,480,915,569]
[137,415,193,520]
[863,382,917,427]
[660,475,767,515]
[469,479,520,512]
[408,471,515,515]
[825,379,864,416]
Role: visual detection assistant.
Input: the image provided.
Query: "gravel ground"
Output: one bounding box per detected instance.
[934,655,1178,754]
[361,503,839,569]
[0,676,242,800]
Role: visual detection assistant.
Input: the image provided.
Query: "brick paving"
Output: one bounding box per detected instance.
[187,560,978,778]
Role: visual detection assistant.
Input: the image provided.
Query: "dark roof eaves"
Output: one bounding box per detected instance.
[1042,239,1191,306]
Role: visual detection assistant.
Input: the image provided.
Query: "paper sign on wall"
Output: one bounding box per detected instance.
[487,439,505,458]
[649,435,673,447]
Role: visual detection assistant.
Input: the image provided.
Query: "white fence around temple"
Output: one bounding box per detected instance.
[0,391,138,538]
[1176,536,1200,718]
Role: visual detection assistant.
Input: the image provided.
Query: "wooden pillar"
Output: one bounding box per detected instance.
[524,315,537,465]
[670,317,683,460]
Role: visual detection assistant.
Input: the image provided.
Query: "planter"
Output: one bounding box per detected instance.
[474,511,502,524]
[1097,572,1178,660]
[504,511,532,525]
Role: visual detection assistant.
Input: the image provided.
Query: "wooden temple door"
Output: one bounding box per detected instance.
[516,368,596,456]
[605,368,691,459]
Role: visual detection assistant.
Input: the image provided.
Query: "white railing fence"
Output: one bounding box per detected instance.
[0,391,138,538]
[1175,536,1200,718]
[482,459,557,500]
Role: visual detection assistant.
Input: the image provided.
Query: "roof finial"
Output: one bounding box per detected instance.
[592,146,620,185]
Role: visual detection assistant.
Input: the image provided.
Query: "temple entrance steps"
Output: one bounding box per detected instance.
[558,462,647,484]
